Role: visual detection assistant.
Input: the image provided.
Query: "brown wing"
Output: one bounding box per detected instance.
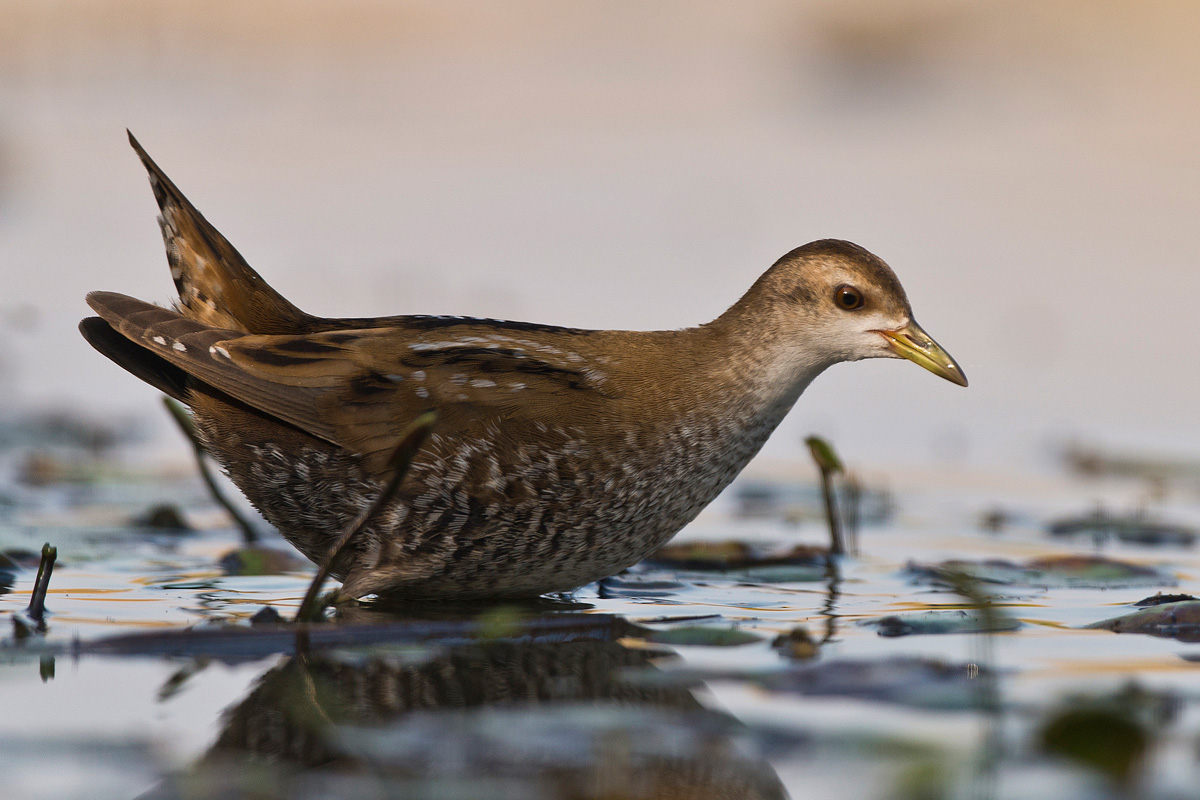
[217,324,620,470]
[86,291,340,445]
[86,292,620,472]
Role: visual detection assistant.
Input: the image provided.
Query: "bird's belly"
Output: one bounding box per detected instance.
[196,410,766,599]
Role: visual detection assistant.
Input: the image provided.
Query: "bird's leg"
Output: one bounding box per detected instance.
[294,412,437,622]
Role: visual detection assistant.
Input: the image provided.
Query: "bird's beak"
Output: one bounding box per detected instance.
[876,320,968,387]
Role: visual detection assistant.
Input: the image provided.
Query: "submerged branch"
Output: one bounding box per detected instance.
[14,543,57,638]
[28,542,57,625]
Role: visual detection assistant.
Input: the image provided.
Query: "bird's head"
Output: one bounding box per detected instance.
[740,239,967,386]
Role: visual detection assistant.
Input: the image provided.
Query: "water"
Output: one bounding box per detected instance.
[2,443,1200,800]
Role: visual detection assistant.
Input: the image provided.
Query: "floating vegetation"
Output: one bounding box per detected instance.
[1039,706,1149,790]
[1048,508,1197,548]
[640,625,763,647]
[907,554,1174,589]
[865,609,1022,637]
[217,546,308,577]
[644,541,830,583]
[1086,600,1200,642]
[132,503,191,532]
[771,626,820,660]
[1036,684,1174,793]
[1132,592,1196,607]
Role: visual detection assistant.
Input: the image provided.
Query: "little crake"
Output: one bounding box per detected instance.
[82,133,966,599]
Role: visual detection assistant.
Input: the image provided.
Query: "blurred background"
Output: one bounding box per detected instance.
[1,0,1199,476]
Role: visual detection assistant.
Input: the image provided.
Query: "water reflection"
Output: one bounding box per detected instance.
[144,611,786,800]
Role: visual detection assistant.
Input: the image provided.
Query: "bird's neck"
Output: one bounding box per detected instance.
[695,302,835,424]
[623,309,834,485]
[612,317,832,530]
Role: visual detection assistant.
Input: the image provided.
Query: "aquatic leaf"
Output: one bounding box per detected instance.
[1040,708,1147,786]
[805,436,843,473]
[645,541,829,583]
[218,546,308,576]
[642,626,763,647]
[867,609,1021,637]
[771,626,820,660]
[133,503,191,532]
[1048,510,1197,547]
[250,606,284,625]
[1086,600,1200,641]
[645,540,757,568]
[907,555,1174,589]
[1024,555,1172,587]
[1037,688,1160,789]
[737,565,830,583]
[1132,592,1196,607]
[474,605,528,641]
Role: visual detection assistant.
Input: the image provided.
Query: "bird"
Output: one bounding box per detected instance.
[81,132,967,600]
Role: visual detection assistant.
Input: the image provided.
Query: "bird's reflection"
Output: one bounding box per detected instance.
[149,607,787,800]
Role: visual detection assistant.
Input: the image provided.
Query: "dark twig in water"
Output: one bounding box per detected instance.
[27,542,56,626]
[14,542,57,638]
[294,412,437,624]
[806,435,845,557]
[163,397,260,545]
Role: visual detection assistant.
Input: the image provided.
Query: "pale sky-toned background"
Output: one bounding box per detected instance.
[1,0,1198,475]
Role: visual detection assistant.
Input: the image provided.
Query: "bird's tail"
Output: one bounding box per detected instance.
[127,131,315,335]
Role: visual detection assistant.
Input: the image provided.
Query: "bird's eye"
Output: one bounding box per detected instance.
[834,285,864,310]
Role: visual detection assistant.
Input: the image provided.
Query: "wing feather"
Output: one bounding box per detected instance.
[86,292,339,445]
[86,292,620,473]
